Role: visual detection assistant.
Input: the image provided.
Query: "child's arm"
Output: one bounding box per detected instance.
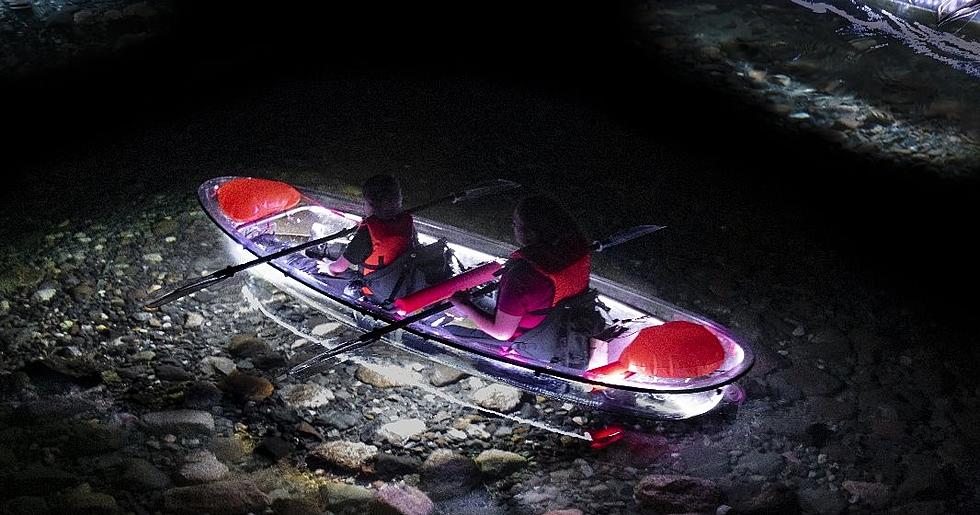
[317,256,353,277]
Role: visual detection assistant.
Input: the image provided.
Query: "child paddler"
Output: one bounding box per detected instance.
[317,174,417,278]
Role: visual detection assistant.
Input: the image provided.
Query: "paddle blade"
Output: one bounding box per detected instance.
[143,270,230,309]
[593,225,666,252]
[455,179,521,203]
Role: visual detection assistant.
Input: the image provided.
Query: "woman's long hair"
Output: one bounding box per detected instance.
[362,174,403,219]
[514,194,586,248]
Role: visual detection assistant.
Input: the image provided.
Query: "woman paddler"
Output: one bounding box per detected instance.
[449,195,596,368]
[317,174,417,278]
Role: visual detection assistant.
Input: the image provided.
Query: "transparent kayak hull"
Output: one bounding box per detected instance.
[198,177,755,420]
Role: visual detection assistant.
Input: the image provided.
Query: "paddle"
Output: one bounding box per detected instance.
[288,224,666,377]
[144,179,520,309]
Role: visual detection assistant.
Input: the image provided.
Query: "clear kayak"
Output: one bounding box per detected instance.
[198,177,755,420]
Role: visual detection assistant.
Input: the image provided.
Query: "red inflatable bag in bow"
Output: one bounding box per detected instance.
[216,178,302,223]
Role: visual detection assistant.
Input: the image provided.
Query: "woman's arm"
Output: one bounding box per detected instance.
[450,293,522,341]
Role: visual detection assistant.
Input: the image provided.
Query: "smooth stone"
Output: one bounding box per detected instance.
[56,483,121,514]
[311,440,378,471]
[32,288,58,303]
[319,482,373,512]
[221,371,274,401]
[142,410,215,435]
[842,480,892,509]
[227,335,273,358]
[471,384,522,412]
[474,449,527,477]
[375,453,422,479]
[355,364,423,388]
[427,364,467,387]
[311,322,342,336]
[118,458,171,490]
[256,437,293,461]
[374,482,434,515]
[279,382,335,408]
[797,487,847,515]
[163,480,270,515]
[177,450,229,485]
[202,356,236,376]
[184,312,205,328]
[634,474,722,513]
[420,449,481,501]
[378,419,426,444]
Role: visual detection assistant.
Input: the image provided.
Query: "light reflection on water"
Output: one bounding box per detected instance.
[790,0,980,76]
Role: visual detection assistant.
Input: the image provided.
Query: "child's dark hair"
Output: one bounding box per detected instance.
[362,174,403,218]
[515,195,585,247]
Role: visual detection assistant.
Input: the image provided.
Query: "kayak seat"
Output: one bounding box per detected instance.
[353,239,454,309]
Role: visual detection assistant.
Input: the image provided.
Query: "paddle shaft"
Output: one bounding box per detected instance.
[289,283,498,377]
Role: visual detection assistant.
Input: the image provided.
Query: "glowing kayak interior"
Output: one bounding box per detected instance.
[198,177,755,419]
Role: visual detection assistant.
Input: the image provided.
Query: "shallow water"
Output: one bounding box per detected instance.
[638,0,980,173]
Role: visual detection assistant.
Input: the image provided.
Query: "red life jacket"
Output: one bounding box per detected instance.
[509,239,591,308]
[361,213,414,275]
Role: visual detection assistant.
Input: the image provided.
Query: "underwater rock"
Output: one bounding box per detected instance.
[311,440,378,471]
[202,356,237,376]
[842,480,892,510]
[723,481,798,514]
[183,381,223,409]
[378,418,426,444]
[279,382,335,408]
[375,453,422,479]
[116,458,171,490]
[156,364,195,382]
[781,365,843,397]
[177,450,229,485]
[374,482,434,515]
[420,449,481,500]
[311,322,342,336]
[54,483,121,515]
[634,474,722,513]
[734,450,785,477]
[208,435,251,463]
[32,287,58,303]
[184,312,205,328]
[474,449,527,477]
[426,364,467,386]
[797,486,847,515]
[228,334,273,358]
[163,480,270,515]
[897,453,943,499]
[470,384,522,412]
[142,409,215,435]
[256,436,293,461]
[319,482,374,512]
[355,364,423,388]
[221,371,274,401]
